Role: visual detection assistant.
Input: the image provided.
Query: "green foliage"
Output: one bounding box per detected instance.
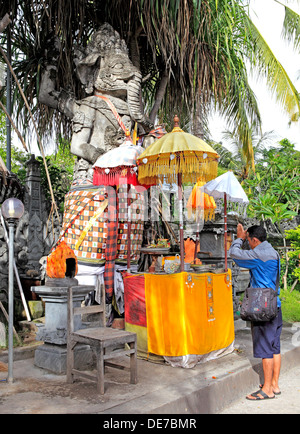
[285,225,300,284]
[36,138,75,212]
[2,0,300,172]
[0,111,28,181]
[242,139,300,221]
[281,289,300,323]
[249,195,297,225]
[0,147,28,185]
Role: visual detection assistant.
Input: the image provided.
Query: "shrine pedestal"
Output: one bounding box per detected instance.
[32,277,95,374]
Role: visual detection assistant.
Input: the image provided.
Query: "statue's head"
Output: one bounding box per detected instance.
[76,23,135,95]
[75,23,150,130]
[86,23,128,57]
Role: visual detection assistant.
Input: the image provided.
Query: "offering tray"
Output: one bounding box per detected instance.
[190,264,216,273]
[140,247,171,254]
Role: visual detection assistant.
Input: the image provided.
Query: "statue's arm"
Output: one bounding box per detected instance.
[39,64,75,119]
[38,64,60,109]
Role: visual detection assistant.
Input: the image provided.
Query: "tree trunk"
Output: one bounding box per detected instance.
[149,70,169,124]
[192,93,204,139]
[290,279,298,293]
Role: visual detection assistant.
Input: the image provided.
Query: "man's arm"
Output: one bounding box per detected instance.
[229,224,257,269]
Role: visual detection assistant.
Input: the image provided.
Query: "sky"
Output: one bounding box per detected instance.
[209,0,300,152]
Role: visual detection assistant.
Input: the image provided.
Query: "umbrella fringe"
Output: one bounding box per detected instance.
[138,155,218,185]
[93,167,139,186]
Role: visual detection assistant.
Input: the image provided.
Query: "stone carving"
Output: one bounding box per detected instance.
[39,23,152,174]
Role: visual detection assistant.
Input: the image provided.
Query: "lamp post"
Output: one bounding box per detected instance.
[1,198,24,383]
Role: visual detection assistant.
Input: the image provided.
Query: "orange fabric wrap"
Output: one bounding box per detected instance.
[46,241,78,278]
[144,271,234,357]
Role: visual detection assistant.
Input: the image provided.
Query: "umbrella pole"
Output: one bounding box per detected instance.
[224,192,228,272]
[127,184,132,272]
[178,173,185,272]
[194,219,200,262]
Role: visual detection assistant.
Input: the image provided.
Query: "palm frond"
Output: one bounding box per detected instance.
[279,1,300,51]
[246,15,300,121]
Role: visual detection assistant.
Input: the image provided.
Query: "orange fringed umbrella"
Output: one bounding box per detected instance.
[187,180,216,222]
[46,241,78,279]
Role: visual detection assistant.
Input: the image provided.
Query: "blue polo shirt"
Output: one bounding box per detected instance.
[229,239,281,308]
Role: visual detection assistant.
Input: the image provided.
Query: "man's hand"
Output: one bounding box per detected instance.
[237,223,247,240]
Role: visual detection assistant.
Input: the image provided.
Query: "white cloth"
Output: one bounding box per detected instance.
[76,262,137,313]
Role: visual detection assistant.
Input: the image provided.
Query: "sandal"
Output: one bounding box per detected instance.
[259,384,281,395]
[246,389,275,400]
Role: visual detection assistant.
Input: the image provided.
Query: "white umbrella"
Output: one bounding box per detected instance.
[93,142,144,169]
[202,171,249,271]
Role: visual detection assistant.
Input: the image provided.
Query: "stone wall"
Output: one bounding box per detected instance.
[0,155,61,319]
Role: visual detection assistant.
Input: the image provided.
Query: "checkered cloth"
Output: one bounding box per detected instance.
[104,186,119,304]
[57,187,109,263]
[58,186,144,264]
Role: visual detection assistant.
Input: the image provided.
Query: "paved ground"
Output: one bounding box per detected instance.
[219,363,300,414]
[0,320,300,414]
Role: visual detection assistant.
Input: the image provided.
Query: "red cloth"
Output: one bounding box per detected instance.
[93,167,139,186]
[104,187,118,304]
[123,273,147,327]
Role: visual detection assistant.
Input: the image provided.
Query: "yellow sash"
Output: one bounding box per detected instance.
[75,199,108,250]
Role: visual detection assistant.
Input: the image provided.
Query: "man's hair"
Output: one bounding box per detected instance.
[247,225,267,242]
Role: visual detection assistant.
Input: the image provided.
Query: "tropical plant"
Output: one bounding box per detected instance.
[0,0,299,170]
[0,112,75,213]
[285,225,300,291]
[242,138,300,289]
[0,111,28,180]
[220,128,277,178]
[244,139,300,214]
[36,140,75,213]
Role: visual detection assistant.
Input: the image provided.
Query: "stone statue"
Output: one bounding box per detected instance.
[39,23,152,169]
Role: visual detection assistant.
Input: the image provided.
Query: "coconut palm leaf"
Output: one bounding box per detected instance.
[279,1,300,51]
[245,13,300,122]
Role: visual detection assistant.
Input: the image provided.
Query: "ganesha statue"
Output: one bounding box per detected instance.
[39,23,152,171]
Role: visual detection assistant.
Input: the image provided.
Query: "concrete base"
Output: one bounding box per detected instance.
[1,323,300,414]
[34,343,93,374]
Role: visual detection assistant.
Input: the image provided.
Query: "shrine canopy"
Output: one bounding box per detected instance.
[136,115,219,186]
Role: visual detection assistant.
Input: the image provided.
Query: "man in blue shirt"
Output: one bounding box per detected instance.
[229,224,282,401]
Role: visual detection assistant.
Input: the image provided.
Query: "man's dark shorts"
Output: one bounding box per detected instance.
[251,308,282,359]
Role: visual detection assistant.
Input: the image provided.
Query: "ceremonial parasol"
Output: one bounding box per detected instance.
[137,115,219,271]
[202,170,249,272]
[93,131,144,186]
[187,180,217,261]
